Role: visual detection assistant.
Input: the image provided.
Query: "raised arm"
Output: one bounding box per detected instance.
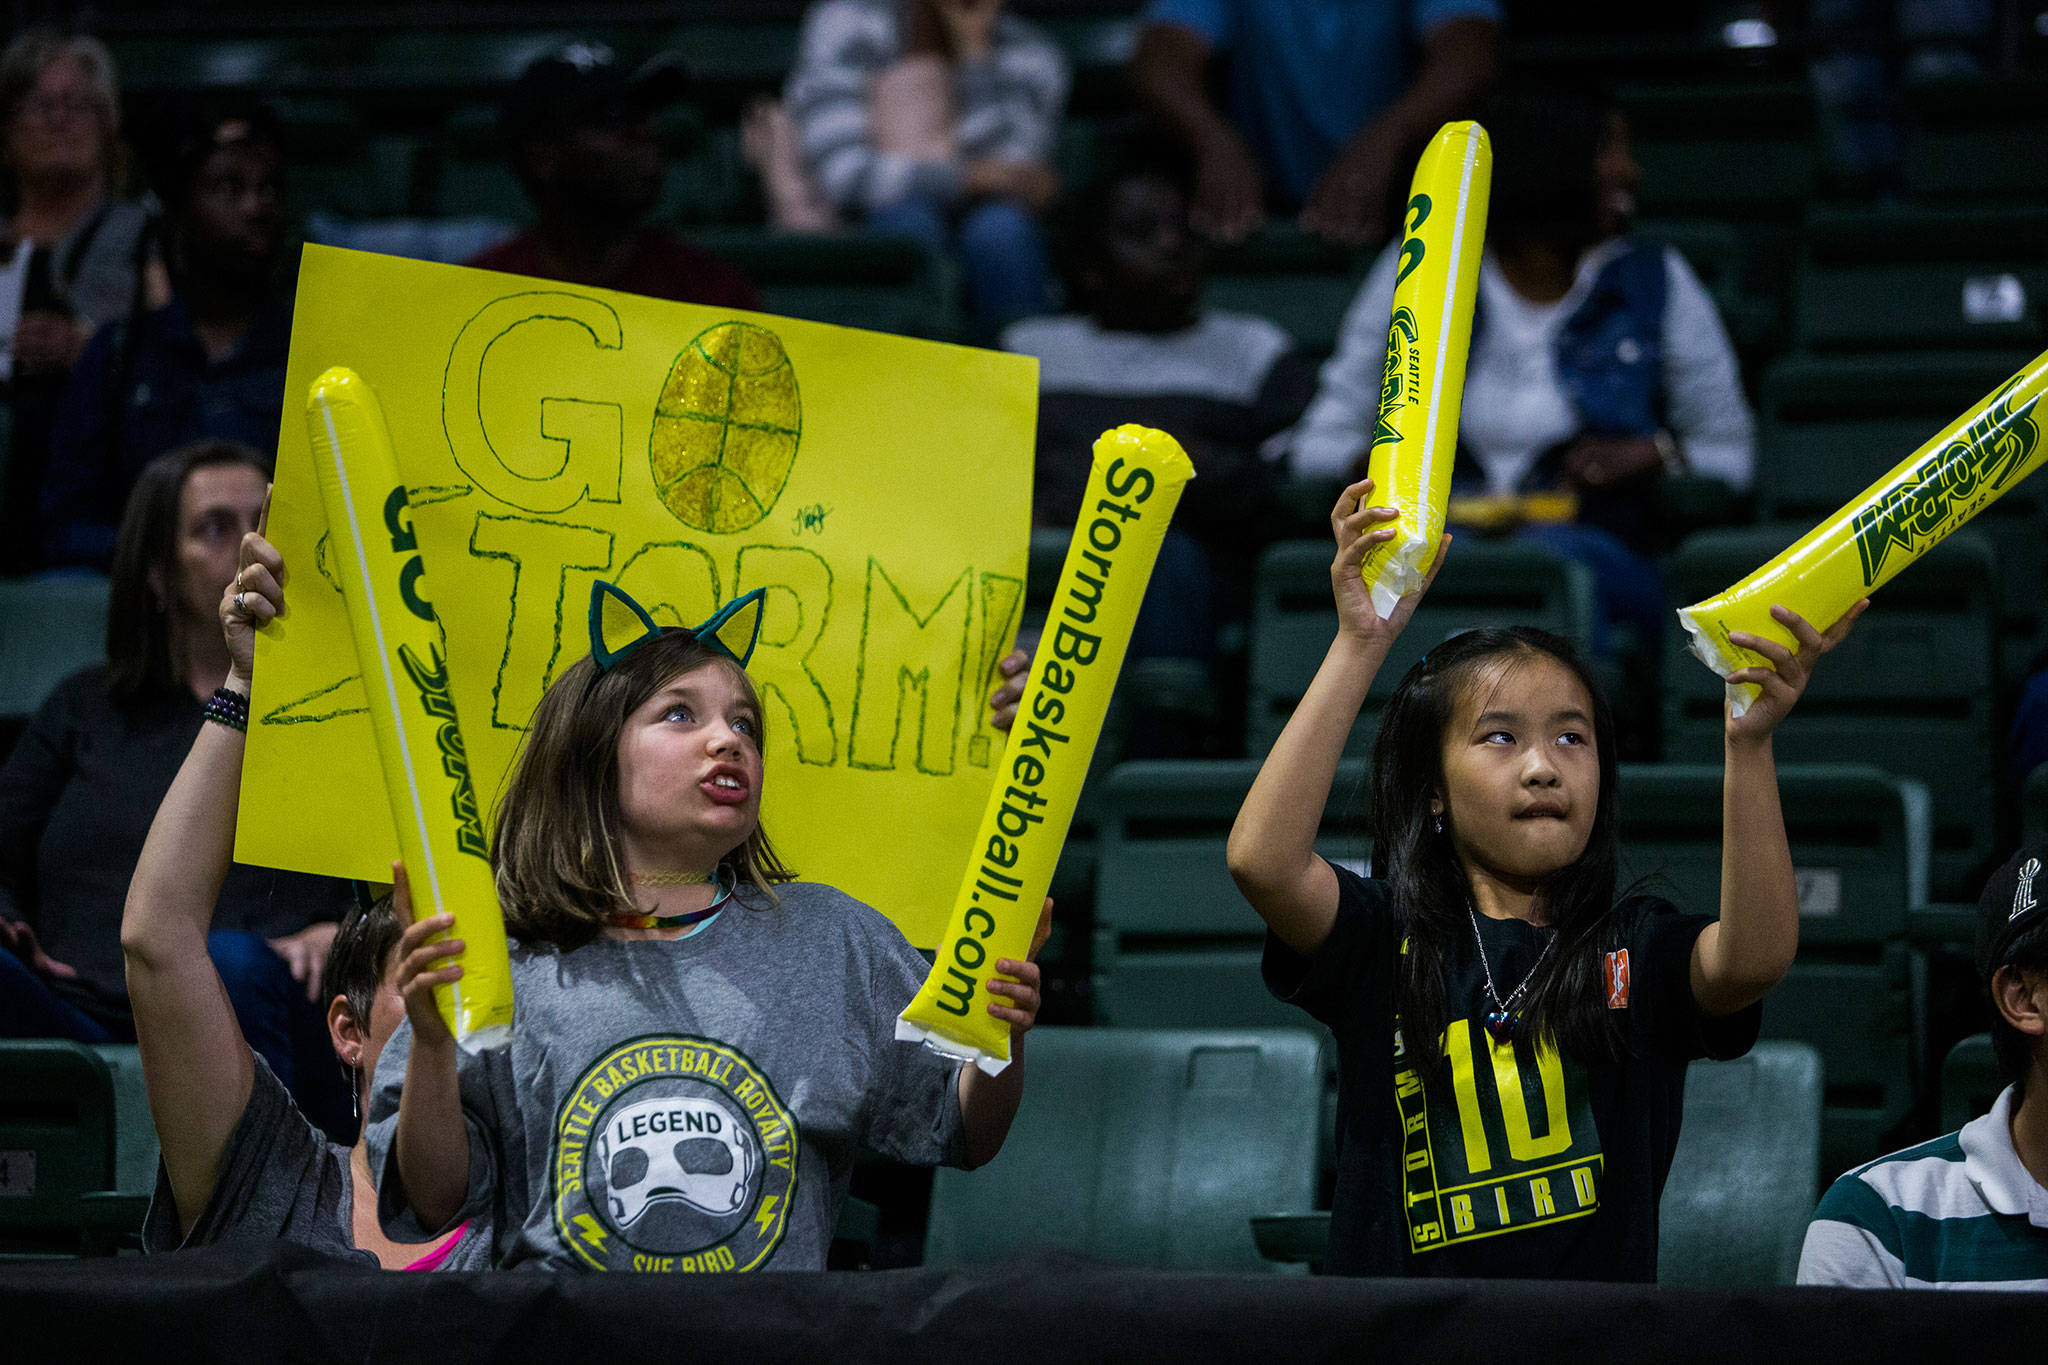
[388,866,472,1232]
[119,524,282,1235]
[1691,600,1866,1016]
[1227,481,1442,954]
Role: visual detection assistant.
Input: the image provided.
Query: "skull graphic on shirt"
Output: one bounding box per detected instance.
[596,1094,758,1228]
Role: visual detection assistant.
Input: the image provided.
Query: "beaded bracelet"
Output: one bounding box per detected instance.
[203,687,250,733]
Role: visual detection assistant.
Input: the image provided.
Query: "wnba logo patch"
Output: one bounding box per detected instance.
[1604,950,1630,1009]
[552,1035,797,1272]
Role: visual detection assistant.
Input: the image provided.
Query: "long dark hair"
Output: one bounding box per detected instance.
[105,440,268,705]
[1371,627,1626,1068]
[493,628,796,951]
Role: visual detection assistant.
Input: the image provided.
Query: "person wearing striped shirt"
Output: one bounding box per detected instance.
[1797,838,2048,1289]
[784,0,1068,338]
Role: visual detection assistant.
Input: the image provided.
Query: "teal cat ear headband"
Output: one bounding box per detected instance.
[588,581,765,674]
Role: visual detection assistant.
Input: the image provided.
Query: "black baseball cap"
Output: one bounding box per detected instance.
[1976,837,2048,983]
[501,42,689,150]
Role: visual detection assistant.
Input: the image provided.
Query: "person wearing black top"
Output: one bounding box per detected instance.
[1226,480,1863,1278]
[0,442,353,1136]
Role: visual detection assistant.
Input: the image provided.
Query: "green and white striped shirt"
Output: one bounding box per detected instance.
[1798,1086,2048,1290]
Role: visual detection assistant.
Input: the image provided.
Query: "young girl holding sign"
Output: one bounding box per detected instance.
[359,575,1047,1273]
[1227,479,1863,1279]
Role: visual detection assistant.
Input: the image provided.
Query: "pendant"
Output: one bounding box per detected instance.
[1483,1009,1515,1043]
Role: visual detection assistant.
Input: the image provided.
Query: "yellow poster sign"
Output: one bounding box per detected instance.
[239,245,1036,947]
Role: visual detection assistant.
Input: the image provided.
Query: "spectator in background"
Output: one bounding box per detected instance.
[39,98,291,571]
[786,0,1068,339]
[0,442,354,1138]
[1289,87,1754,657]
[1798,839,2048,1289]
[1131,0,1499,244]
[1004,155,1314,753]
[468,44,761,311]
[0,30,153,575]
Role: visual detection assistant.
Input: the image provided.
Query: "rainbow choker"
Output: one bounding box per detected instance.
[605,868,734,931]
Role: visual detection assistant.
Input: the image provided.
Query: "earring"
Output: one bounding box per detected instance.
[1433,812,1445,834]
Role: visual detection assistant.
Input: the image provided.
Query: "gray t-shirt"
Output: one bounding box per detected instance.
[367,880,965,1273]
[144,1049,491,1269]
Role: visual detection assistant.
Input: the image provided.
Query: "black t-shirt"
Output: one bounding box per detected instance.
[1263,862,1760,1280]
[0,666,350,1031]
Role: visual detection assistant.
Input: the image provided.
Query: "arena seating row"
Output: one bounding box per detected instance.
[3,1026,2010,1284]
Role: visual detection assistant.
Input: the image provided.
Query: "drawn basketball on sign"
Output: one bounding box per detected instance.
[650,321,802,534]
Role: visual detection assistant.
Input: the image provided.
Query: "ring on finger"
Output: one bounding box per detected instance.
[233,591,246,615]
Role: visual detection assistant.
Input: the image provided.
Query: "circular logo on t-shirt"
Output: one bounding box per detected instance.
[552,1036,798,1272]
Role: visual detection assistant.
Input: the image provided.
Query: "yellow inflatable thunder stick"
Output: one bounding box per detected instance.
[1680,349,2048,716]
[306,367,515,1048]
[898,425,1195,1074]
[1360,120,1492,618]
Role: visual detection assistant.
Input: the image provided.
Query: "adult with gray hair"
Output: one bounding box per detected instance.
[0,28,151,573]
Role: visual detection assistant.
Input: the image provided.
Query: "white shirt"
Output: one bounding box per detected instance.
[1288,238,1754,493]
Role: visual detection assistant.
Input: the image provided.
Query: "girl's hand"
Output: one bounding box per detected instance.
[1330,478,1448,648]
[986,897,1053,1038]
[391,863,461,1049]
[219,493,280,686]
[1724,600,1867,746]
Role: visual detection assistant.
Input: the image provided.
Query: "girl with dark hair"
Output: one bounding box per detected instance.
[1227,480,1863,1279]
[122,520,489,1267]
[0,442,352,1132]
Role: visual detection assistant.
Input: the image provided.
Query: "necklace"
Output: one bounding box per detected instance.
[606,866,734,931]
[1468,906,1554,1043]
[628,868,715,887]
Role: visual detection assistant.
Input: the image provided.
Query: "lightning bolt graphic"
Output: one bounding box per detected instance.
[753,1193,781,1238]
[572,1214,609,1254]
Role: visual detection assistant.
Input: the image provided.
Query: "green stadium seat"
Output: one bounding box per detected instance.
[106,35,336,94]
[363,30,613,93]
[1618,79,1816,218]
[1091,759,1369,1035]
[2027,763,2048,838]
[0,1041,142,1257]
[1203,225,1370,359]
[1939,1032,2001,1132]
[1616,763,1926,1176]
[89,1046,159,1200]
[1639,219,1783,353]
[1247,538,1595,759]
[662,22,802,102]
[428,102,534,222]
[1901,75,2048,201]
[691,230,962,341]
[1794,205,2048,353]
[1658,1042,1823,1286]
[1662,526,1999,900]
[1754,351,2045,681]
[924,1027,1324,1272]
[0,576,109,724]
[1042,15,1140,114]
